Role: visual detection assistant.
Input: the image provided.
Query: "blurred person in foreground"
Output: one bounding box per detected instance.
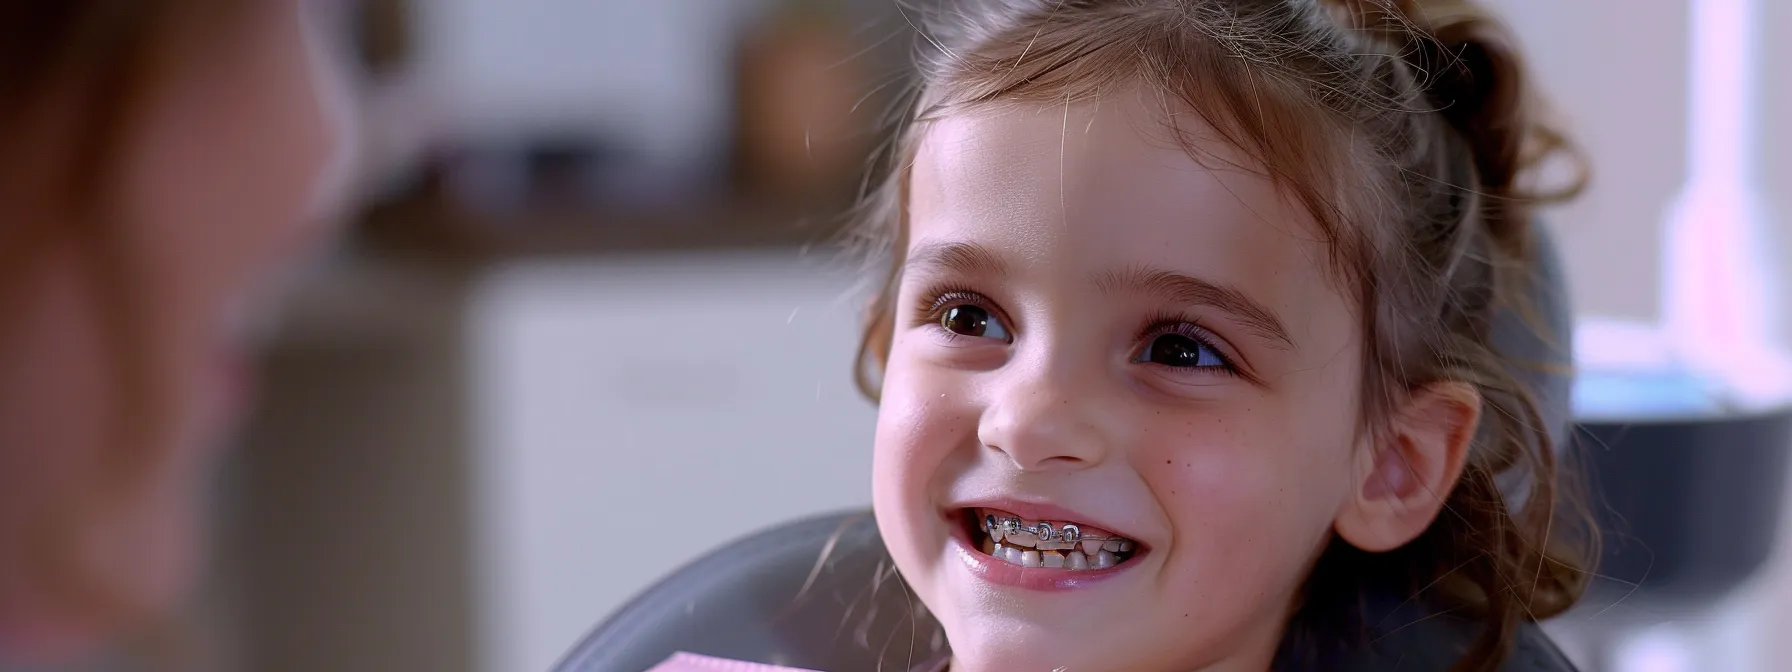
[0,1,357,666]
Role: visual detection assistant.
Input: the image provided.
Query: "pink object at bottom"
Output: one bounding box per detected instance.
[643,652,826,672]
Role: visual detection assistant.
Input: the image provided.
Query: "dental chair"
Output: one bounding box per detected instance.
[553,225,1590,672]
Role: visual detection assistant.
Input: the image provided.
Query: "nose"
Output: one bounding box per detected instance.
[977,364,1114,472]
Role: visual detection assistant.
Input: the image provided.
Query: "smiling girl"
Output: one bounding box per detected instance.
[851,0,1592,670]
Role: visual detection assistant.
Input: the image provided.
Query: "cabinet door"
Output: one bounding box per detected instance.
[469,250,878,672]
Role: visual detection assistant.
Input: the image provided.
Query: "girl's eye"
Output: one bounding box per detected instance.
[940,304,1011,342]
[1136,333,1228,369]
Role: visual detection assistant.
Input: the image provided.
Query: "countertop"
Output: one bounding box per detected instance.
[356,194,860,263]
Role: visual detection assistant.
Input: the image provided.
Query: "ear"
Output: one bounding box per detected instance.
[1335,381,1481,553]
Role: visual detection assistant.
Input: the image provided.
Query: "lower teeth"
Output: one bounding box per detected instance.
[980,538,1124,571]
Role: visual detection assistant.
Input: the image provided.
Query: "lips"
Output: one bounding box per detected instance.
[943,499,1148,591]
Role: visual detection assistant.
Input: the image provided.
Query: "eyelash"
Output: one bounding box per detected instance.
[914,287,1245,377]
[914,285,996,341]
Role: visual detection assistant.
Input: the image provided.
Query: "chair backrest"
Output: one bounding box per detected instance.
[556,511,941,672]
[557,224,1580,672]
[556,510,1581,672]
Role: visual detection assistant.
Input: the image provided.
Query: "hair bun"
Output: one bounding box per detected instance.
[1412,9,1525,194]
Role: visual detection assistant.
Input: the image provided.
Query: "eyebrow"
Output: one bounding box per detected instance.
[903,240,1011,278]
[1095,266,1296,350]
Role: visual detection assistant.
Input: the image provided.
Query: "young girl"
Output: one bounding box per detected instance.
[848,0,1592,670]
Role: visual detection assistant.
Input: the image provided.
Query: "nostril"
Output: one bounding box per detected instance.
[991,448,1094,472]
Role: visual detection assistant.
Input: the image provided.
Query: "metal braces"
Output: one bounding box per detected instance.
[979,514,1127,546]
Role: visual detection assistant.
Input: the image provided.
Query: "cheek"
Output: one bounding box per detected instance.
[872,346,968,501]
[870,338,986,559]
[1139,401,1356,596]
[128,4,350,293]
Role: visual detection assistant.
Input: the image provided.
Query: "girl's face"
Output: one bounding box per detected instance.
[872,91,1368,671]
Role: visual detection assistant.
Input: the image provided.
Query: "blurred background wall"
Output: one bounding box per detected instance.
[201,1,1792,671]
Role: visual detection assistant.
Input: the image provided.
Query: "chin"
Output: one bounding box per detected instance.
[930,595,1176,672]
[945,635,1130,672]
[101,489,208,624]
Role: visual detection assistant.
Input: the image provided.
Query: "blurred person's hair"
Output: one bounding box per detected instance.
[0,0,243,647]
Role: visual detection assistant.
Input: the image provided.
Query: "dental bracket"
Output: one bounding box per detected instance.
[983,514,1115,544]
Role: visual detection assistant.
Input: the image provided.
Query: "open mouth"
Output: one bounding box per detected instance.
[962,507,1141,571]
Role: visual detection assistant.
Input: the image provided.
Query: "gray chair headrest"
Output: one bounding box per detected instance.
[1494,222,1575,456]
[1490,223,1575,508]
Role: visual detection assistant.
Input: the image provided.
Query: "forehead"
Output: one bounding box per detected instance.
[907,90,1352,336]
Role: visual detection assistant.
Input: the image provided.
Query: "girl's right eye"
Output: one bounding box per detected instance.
[924,291,1013,343]
[940,304,1011,341]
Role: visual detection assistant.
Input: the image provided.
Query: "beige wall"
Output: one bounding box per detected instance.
[1491,0,1790,344]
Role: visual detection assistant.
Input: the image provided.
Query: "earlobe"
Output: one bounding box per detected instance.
[1335,381,1481,553]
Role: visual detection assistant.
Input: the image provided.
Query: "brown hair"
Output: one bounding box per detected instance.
[848,1,1592,669]
[0,0,241,635]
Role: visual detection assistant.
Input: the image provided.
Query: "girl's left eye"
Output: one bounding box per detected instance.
[939,304,1012,342]
[1135,332,1229,370]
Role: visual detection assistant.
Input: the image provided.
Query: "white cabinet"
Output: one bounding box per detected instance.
[232,250,878,672]
[467,251,878,672]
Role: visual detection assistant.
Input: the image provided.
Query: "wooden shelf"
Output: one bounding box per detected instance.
[356,194,860,262]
